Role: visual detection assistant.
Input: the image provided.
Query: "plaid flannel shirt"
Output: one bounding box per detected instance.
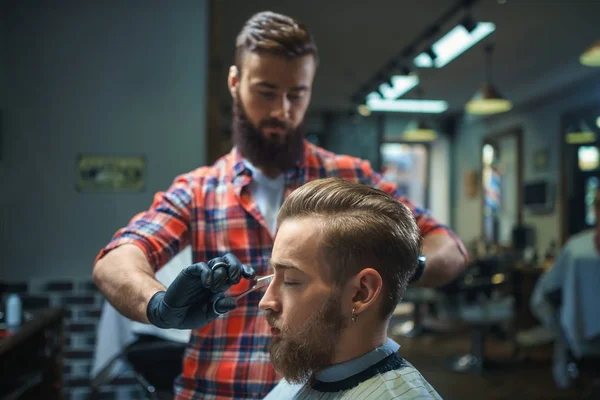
[95,141,467,399]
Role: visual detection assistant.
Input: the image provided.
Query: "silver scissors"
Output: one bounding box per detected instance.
[232,274,274,300]
[212,274,274,315]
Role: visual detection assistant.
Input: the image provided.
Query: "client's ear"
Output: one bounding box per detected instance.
[350,268,383,315]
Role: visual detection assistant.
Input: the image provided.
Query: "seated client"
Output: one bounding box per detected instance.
[260,177,442,399]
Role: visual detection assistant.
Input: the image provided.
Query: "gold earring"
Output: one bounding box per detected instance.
[351,308,358,323]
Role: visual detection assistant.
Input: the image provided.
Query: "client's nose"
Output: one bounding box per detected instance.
[258,279,280,313]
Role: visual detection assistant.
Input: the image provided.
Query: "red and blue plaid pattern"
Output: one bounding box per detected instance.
[96,141,467,399]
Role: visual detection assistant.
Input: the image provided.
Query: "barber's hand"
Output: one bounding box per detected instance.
[146,253,255,329]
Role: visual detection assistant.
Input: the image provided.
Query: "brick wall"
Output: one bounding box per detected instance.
[1,280,144,399]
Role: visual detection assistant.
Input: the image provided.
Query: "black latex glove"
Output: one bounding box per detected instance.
[146,253,255,329]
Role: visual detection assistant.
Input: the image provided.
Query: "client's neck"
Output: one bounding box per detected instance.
[330,320,388,365]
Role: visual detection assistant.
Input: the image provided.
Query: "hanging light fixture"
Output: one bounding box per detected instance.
[403,88,438,142]
[403,120,438,142]
[580,40,600,67]
[465,44,512,115]
[565,119,596,144]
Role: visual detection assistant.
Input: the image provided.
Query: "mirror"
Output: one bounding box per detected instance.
[481,128,523,246]
[380,142,429,208]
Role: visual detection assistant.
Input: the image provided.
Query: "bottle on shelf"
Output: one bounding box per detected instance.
[5,293,23,328]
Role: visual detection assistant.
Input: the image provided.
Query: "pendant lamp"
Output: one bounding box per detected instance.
[565,120,596,144]
[465,44,512,115]
[403,120,438,142]
[403,88,438,142]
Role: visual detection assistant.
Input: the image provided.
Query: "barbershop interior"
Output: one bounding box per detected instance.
[1,0,600,399]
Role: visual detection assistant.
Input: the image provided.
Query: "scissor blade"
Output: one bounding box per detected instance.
[233,274,274,301]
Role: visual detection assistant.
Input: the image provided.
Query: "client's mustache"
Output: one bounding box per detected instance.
[265,311,284,330]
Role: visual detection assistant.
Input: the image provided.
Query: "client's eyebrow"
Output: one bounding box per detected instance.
[269,260,306,275]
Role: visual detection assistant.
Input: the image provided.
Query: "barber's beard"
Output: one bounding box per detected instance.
[232,97,305,173]
[265,293,346,385]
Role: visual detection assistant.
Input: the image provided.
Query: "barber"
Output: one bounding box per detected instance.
[93,11,468,400]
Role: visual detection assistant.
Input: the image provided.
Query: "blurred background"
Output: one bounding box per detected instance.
[1,0,600,399]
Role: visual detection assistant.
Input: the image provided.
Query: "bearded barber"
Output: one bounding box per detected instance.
[92,10,468,400]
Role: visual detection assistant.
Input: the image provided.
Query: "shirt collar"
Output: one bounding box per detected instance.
[243,158,284,188]
[315,338,400,383]
[229,146,248,180]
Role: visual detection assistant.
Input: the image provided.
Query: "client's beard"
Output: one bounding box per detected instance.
[265,293,346,385]
[232,97,305,173]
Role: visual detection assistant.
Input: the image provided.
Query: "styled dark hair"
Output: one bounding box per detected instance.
[234,11,319,71]
[277,178,422,318]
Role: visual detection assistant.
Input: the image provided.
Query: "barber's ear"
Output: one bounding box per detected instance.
[228,65,239,98]
[350,268,383,314]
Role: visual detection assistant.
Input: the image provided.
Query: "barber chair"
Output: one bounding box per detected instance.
[123,335,187,400]
[447,256,516,374]
[393,287,440,337]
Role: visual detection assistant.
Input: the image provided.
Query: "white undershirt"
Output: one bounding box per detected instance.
[244,160,285,236]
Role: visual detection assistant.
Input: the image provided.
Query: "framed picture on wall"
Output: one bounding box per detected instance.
[76,154,146,192]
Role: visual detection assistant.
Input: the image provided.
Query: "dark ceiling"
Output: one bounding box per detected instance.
[217,0,600,115]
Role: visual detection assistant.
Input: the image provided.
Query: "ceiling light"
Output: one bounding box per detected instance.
[414,53,433,68]
[596,116,600,129]
[566,132,596,144]
[465,44,512,115]
[403,120,438,142]
[414,22,495,68]
[377,75,420,100]
[357,104,372,117]
[465,82,512,114]
[580,40,600,67]
[565,120,596,144]
[366,97,448,113]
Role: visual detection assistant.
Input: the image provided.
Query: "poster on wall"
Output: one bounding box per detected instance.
[76,154,146,192]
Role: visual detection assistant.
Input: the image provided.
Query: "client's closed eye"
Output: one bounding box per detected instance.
[283,281,300,286]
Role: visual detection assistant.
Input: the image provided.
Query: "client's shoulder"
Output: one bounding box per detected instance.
[352,358,443,400]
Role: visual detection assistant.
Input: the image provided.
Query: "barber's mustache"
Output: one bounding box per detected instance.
[259,119,290,130]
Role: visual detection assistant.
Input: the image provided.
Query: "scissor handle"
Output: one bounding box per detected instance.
[212,296,226,316]
[210,260,228,275]
[210,261,233,316]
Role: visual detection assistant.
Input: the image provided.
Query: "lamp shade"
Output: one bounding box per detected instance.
[565,120,596,144]
[403,120,438,142]
[580,40,600,67]
[465,82,512,115]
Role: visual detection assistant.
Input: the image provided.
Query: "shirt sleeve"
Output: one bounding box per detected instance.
[94,172,197,272]
[359,158,469,264]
